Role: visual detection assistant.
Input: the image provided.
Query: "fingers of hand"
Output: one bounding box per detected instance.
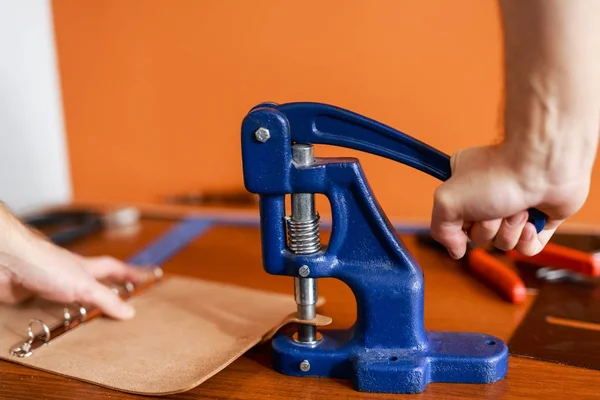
[433,208,551,256]
[468,212,553,253]
[492,211,528,251]
[430,221,469,259]
[81,256,148,284]
[2,283,33,304]
[67,254,151,319]
[469,219,502,246]
[81,281,135,320]
[0,270,33,304]
[431,186,469,259]
[514,219,562,256]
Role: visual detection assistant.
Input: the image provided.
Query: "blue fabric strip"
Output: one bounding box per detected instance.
[127,218,214,267]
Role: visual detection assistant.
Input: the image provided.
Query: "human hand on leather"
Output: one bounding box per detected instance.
[0,205,149,319]
[431,0,600,259]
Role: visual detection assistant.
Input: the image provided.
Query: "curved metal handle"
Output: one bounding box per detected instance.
[278,102,451,180]
[276,102,547,232]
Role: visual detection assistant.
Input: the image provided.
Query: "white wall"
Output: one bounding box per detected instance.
[0,0,71,214]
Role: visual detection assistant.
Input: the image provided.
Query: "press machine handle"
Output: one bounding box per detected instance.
[276,102,547,233]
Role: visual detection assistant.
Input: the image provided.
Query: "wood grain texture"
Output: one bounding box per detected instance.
[1,218,599,399]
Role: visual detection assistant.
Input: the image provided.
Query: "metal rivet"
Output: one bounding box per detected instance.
[254,127,270,143]
[299,360,310,372]
[298,265,310,277]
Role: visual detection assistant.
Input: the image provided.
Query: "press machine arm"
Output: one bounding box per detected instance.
[244,101,546,227]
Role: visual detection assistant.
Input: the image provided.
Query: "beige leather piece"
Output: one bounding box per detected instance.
[0,275,324,396]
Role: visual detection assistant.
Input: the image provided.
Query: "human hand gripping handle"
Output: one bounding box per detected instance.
[275,102,547,259]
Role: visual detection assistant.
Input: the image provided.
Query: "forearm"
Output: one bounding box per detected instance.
[499,0,600,183]
[0,203,40,269]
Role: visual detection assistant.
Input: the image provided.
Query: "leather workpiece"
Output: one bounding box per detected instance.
[261,312,333,342]
[0,274,327,395]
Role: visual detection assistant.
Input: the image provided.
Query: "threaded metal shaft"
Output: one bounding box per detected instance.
[288,143,321,343]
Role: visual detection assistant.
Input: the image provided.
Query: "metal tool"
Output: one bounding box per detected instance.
[23,207,141,246]
[241,101,547,394]
[416,234,528,304]
[508,241,600,278]
[466,246,527,303]
[419,229,600,298]
[164,189,258,207]
[23,210,104,246]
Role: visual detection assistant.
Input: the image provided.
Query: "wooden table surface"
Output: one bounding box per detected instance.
[1,211,599,400]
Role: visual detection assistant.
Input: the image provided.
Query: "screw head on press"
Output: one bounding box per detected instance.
[298,265,310,277]
[254,127,270,143]
[299,360,311,372]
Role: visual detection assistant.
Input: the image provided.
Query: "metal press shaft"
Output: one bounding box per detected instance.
[290,144,319,343]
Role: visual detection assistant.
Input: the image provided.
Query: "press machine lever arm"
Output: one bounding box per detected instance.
[275,102,547,232]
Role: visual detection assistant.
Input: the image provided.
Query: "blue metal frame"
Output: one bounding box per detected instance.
[241,102,544,394]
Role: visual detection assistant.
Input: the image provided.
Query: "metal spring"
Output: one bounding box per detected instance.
[285,214,321,254]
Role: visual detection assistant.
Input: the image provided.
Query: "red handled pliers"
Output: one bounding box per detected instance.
[467,242,600,304]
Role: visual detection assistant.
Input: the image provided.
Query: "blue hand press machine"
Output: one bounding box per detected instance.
[240,101,546,393]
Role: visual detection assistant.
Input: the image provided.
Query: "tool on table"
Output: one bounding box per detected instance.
[23,207,141,246]
[418,233,531,303]
[23,210,104,246]
[467,245,528,303]
[164,189,258,207]
[416,233,527,303]
[508,233,600,282]
[240,101,546,394]
[492,232,600,292]
[418,228,600,303]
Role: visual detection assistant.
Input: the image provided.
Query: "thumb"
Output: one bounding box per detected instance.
[81,281,136,320]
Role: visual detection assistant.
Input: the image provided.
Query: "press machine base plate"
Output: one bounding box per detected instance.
[273,330,507,393]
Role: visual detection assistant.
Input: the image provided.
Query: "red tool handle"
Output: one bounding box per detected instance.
[467,248,527,304]
[507,242,600,277]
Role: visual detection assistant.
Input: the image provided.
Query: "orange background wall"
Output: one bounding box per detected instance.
[51,0,600,224]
